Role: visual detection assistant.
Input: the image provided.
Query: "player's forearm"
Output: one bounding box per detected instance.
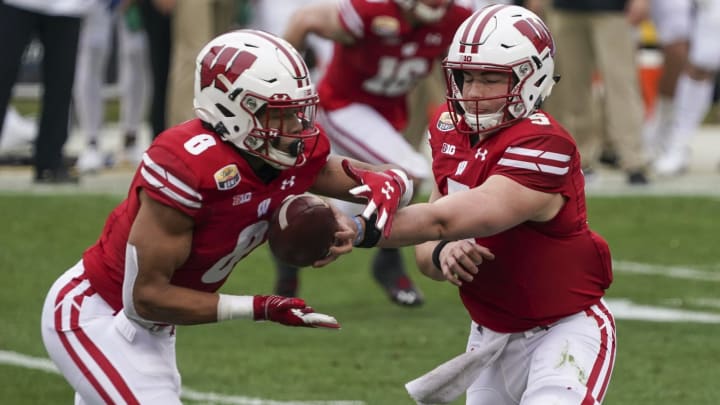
[284,5,333,50]
[283,11,311,51]
[415,241,445,281]
[284,4,352,50]
[312,156,399,203]
[132,283,230,325]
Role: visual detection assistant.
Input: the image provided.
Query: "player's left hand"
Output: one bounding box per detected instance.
[437,240,495,287]
[341,159,412,238]
[253,295,340,329]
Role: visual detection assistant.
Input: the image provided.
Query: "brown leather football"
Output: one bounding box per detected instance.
[268,194,338,267]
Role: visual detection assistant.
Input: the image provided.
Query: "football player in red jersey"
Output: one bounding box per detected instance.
[276,0,473,307]
[348,5,616,404]
[40,29,413,404]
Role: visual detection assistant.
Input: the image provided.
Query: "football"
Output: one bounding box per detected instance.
[268,193,339,267]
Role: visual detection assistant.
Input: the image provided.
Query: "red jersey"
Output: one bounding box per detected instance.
[318,0,471,130]
[428,107,613,333]
[82,119,331,311]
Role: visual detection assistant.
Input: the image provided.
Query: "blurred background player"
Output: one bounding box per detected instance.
[165,0,237,128]
[249,0,334,82]
[277,0,472,306]
[651,0,720,176]
[137,0,172,138]
[641,0,692,161]
[74,0,149,173]
[0,0,93,183]
[41,29,413,403]
[531,0,651,185]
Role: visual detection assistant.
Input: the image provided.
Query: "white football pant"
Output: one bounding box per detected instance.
[465,300,616,405]
[41,261,182,404]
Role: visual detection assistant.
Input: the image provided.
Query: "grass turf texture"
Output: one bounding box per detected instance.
[1,194,719,404]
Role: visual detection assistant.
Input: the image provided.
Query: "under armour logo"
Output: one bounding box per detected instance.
[381,181,395,200]
[281,176,296,190]
[475,148,488,161]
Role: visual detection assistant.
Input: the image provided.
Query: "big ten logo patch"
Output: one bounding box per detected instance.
[441,143,456,155]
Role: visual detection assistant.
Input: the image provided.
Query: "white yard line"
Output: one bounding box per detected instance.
[605,298,720,323]
[613,260,720,282]
[0,350,364,405]
[662,297,720,310]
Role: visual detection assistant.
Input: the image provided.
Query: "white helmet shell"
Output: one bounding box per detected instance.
[443,5,556,133]
[193,29,319,168]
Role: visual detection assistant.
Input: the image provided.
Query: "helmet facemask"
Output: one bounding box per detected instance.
[444,62,530,135]
[235,92,320,169]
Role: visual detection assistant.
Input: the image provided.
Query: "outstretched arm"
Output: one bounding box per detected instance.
[126,190,339,328]
[283,2,355,51]
[382,174,565,247]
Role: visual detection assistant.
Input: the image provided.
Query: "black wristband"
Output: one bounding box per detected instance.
[431,240,451,270]
[354,214,382,248]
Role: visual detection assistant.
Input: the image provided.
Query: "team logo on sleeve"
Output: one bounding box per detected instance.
[436,112,455,132]
[214,164,241,190]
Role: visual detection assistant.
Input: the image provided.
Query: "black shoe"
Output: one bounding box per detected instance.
[34,166,80,184]
[372,248,424,307]
[627,170,649,185]
[599,150,620,168]
[274,262,300,297]
[581,167,597,184]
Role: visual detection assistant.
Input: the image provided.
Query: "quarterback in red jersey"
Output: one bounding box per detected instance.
[349,5,616,404]
[278,0,472,307]
[40,29,412,404]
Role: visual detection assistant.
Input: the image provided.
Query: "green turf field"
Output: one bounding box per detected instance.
[1,194,719,404]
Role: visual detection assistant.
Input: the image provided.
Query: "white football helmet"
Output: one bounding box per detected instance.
[443,5,556,134]
[395,0,451,23]
[194,29,319,169]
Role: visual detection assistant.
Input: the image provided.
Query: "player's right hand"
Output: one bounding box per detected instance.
[341,159,411,238]
[253,295,340,329]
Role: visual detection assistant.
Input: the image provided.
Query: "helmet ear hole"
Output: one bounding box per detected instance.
[214,122,229,136]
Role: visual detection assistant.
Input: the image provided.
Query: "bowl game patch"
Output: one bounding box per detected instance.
[436,112,455,132]
[214,164,241,190]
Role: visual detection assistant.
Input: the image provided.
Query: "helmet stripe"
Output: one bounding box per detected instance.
[249,30,310,88]
[461,4,511,53]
